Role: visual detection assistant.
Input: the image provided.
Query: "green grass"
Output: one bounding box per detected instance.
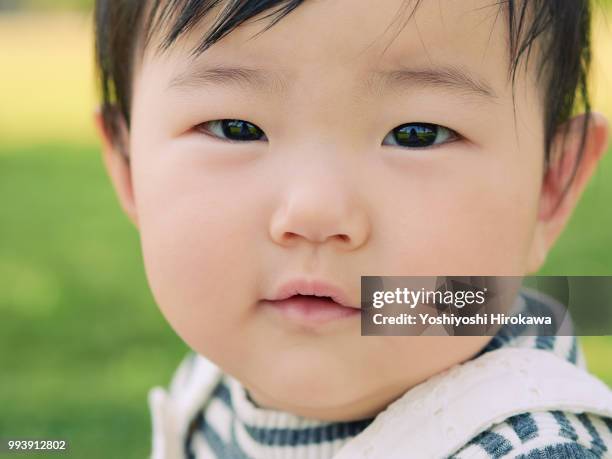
[0,144,189,458]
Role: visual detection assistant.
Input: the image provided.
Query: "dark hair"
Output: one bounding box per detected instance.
[94,0,593,195]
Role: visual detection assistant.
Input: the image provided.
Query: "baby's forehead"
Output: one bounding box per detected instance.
[144,0,518,101]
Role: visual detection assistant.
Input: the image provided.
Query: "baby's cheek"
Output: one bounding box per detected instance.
[136,193,258,352]
[378,170,538,274]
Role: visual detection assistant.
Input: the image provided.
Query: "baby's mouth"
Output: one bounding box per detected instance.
[261,294,360,325]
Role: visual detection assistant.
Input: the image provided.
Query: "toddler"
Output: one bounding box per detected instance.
[93,0,612,457]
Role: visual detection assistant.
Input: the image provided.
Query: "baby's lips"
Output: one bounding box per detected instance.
[266,277,359,309]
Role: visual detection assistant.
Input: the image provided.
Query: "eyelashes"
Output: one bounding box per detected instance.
[382,123,459,148]
[195,119,460,148]
[196,119,267,142]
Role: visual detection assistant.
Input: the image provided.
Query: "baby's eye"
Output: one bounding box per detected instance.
[196,119,267,142]
[382,122,459,148]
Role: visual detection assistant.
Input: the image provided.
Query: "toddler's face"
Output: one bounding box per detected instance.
[121,0,555,419]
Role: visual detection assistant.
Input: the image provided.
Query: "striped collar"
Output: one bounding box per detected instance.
[186,373,375,458]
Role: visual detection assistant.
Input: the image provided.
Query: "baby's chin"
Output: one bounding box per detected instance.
[230,351,403,421]
[243,375,397,421]
[221,334,494,420]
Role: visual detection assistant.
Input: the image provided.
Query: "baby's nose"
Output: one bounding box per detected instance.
[268,172,370,251]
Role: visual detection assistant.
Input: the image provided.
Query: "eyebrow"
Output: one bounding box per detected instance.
[168,64,288,94]
[367,65,497,100]
[167,63,497,101]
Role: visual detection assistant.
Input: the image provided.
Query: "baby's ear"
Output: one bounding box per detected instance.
[526,111,609,273]
[94,106,139,228]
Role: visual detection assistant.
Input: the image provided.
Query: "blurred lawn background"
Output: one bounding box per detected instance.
[1,1,611,458]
